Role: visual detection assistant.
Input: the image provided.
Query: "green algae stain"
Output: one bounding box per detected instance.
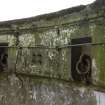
[92,23,105,83]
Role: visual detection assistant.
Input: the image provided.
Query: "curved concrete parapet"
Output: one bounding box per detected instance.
[0,73,105,105]
[0,0,105,104]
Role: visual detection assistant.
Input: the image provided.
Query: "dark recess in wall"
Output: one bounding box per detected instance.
[71,37,92,84]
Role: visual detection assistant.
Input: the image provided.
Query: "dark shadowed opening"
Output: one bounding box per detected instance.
[0,43,8,71]
[71,37,92,84]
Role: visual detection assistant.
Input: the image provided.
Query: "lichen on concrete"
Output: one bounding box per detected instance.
[0,0,105,104]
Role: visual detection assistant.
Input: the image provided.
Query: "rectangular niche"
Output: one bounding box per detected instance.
[0,43,8,71]
[71,37,92,84]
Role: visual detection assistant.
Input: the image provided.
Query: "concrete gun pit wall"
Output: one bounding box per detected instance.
[0,0,105,104]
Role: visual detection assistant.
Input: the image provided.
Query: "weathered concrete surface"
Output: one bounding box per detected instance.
[0,0,104,104]
[0,73,105,105]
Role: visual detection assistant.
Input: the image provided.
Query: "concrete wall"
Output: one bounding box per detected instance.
[0,72,105,105]
[0,0,105,104]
